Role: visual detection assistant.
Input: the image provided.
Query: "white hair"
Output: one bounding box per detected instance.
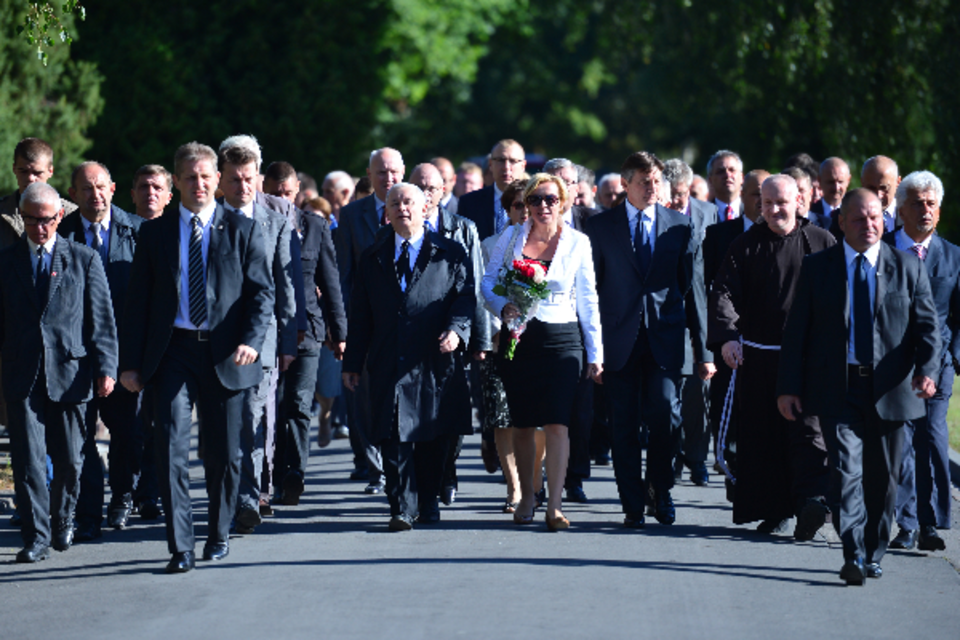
[543,158,576,174]
[896,170,944,209]
[387,182,425,207]
[219,134,262,170]
[324,170,353,190]
[20,181,61,212]
[662,159,694,189]
[369,147,404,167]
[598,173,621,188]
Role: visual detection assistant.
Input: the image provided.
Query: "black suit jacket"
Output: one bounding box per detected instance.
[120,205,275,391]
[296,209,347,352]
[702,217,746,294]
[882,232,960,367]
[778,242,940,421]
[585,202,707,373]
[335,194,381,310]
[59,205,142,333]
[806,199,835,232]
[0,236,117,402]
[457,185,497,240]
[344,231,474,443]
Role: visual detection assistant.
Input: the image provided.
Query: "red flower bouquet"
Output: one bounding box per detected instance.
[492,258,551,360]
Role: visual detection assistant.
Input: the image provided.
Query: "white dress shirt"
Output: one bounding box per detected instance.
[174,201,216,330]
[625,199,656,253]
[27,234,57,279]
[844,240,881,365]
[395,230,424,292]
[715,197,742,221]
[81,209,111,255]
[481,219,603,364]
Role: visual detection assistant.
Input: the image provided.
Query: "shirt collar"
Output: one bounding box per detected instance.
[179,201,216,226]
[395,230,425,252]
[81,208,112,232]
[426,208,440,232]
[224,200,255,218]
[843,239,881,268]
[27,234,57,255]
[896,228,932,251]
[743,216,754,232]
[374,195,386,213]
[493,183,504,205]
[625,198,656,222]
[715,197,741,213]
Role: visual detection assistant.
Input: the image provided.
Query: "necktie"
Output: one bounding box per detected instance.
[188,215,207,327]
[912,244,926,261]
[90,222,107,264]
[35,246,50,302]
[495,203,507,235]
[379,205,388,226]
[854,254,872,366]
[725,205,736,221]
[397,240,412,290]
[634,214,652,278]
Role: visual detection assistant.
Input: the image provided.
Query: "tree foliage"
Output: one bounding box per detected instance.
[16,1,84,66]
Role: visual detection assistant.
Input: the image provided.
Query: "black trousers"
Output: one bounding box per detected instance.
[134,388,160,506]
[821,369,903,564]
[679,374,710,464]
[76,385,140,524]
[152,332,244,554]
[380,433,447,520]
[275,349,320,483]
[605,335,681,516]
[564,370,595,489]
[6,368,85,547]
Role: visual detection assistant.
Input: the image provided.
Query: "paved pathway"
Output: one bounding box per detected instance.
[2,427,959,639]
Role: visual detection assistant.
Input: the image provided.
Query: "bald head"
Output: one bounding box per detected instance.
[742,170,771,222]
[368,148,405,201]
[410,163,445,213]
[819,157,851,207]
[839,188,883,252]
[760,174,799,236]
[430,157,456,197]
[861,155,900,211]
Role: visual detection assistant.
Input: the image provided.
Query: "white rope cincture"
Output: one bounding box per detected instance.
[716,337,781,485]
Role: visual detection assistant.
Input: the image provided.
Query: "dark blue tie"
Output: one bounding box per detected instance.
[854,254,872,365]
[188,215,207,327]
[35,246,50,303]
[90,222,107,265]
[634,214,652,278]
[397,240,412,290]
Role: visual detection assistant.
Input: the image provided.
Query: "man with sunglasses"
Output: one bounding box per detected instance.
[458,139,527,240]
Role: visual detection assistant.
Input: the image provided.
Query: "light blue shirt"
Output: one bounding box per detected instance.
[27,235,57,280]
[174,202,216,330]
[81,208,111,255]
[894,228,930,256]
[844,240,880,365]
[625,199,656,253]
[394,231,424,292]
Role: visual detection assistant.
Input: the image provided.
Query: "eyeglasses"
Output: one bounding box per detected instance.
[22,215,59,228]
[491,157,525,166]
[525,194,560,207]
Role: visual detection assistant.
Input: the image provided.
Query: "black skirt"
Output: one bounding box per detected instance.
[497,319,583,428]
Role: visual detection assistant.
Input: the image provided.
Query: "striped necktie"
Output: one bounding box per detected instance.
[188,215,207,327]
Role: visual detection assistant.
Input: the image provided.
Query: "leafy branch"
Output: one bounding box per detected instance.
[16,1,85,66]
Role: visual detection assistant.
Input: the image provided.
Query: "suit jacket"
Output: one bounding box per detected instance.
[457,185,497,240]
[703,217,747,291]
[59,205,142,332]
[711,198,744,223]
[585,202,706,373]
[335,194,381,310]
[120,204,275,391]
[442,194,459,217]
[296,208,347,352]
[249,202,298,365]
[806,199,834,232]
[883,231,960,367]
[681,198,720,372]
[0,236,117,402]
[0,190,78,252]
[254,191,308,334]
[778,242,940,421]
[344,231,474,443]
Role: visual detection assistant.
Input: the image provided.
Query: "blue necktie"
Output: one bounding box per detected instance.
[634,215,652,278]
[35,246,50,302]
[854,254,872,365]
[397,240,412,290]
[188,215,207,327]
[90,222,107,265]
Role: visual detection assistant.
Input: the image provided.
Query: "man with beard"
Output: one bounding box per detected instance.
[710,174,835,534]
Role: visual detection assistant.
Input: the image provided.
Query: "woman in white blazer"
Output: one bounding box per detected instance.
[482,173,603,531]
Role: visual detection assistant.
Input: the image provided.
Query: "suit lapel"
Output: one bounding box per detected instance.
[206,205,226,306]
[615,204,642,276]
[829,245,850,332]
[15,238,40,311]
[875,243,895,321]
[925,235,943,274]
[362,196,379,240]
[163,208,182,297]
[69,214,86,245]
[45,239,67,312]
[407,234,436,294]
[377,235,402,295]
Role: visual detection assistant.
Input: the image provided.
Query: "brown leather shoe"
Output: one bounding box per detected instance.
[545,513,570,531]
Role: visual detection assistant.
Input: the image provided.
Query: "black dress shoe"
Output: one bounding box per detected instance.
[10,510,22,527]
[364,481,385,495]
[839,556,865,585]
[654,490,676,525]
[890,528,918,549]
[440,486,457,506]
[594,452,611,466]
[690,462,709,486]
[281,471,305,506]
[52,518,76,551]
[418,505,441,525]
[349,467,369,481]
[565,486,588,503]
[624,513,646,528]
[388,514,414,531]
[202,541,229,561]
[235,505,262,534]
[794,498,829,542]
[756,518,790,535]
[918,525,946,551]
[865,562,882,579]
[16,541,51,563]
[138,499,162,521]
[166,551,196,573]
[73,519,102,543]
[107,495,133,529]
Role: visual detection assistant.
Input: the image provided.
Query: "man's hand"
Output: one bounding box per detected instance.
[439,331,460,354]
[721,341,743,370]
[912,375,936,399]
[342,372,360,392]
[698,362,717,381]
[97,376,115,397]
[234,344,258,366]
[333,341,346,361]
[473,351,487,361]
[777,395,803,421]
[587,362,603,384]
[279,355,296,372]
[119,370,143,394]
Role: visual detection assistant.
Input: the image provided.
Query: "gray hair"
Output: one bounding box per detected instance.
[895,170,944,209]
[543,158,576,175]
[174,142,218,177]
[20,181,62,212]
[706,150,743,176]
[386,182,426,207]
[324,170,353,190]
[577,165,595,188]
[219,135,262,170]
[598,173,621,188]
[662,158,694,189]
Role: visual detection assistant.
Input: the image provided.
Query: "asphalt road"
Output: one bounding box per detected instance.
[2,427,959,640]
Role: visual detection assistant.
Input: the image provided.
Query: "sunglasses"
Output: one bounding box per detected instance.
[525,194,560,207]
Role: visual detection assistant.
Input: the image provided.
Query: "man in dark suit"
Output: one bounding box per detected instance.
[216,141,298,534]
[777,188,940,584]
[706,150,744,222]
[431,157,459,216]
[811,157,851,236]
[861,156,901,234]
[1,181,117,563]
[322,170,355,223]
[885,171,956,552]
[585,151,708,527]
[131,164,174,221]
[120,142,274,573]
[343,183,474,530]
[60,161,142,539]
[663,158,718,486]
[457,139,527,240]
[335,148,406,492]
[596,173,624,211]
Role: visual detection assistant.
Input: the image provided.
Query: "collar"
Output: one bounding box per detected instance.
[179,201,216,226]
[743,216,754,232]
[625,199,655,222]
[441,192,453,206]
[843,239,881,268]
[395,230,425,252]
[27,234,57,255]
[895,228,933,251]
[374,195,386,213]
[493,183,504,207]
[81,207,112,232]
[715,197,741,213]
[224,201,255,218]
[426,208,440,232]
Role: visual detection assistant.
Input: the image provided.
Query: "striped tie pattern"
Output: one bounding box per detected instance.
[912,244,927,261]
[188,215,207,327]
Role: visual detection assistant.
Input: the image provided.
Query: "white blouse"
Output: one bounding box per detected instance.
[481,220,603,364]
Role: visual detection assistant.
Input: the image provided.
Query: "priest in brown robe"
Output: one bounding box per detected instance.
[709,174,836,536]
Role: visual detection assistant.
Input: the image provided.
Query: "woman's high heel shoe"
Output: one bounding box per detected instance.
[545,513,570,531]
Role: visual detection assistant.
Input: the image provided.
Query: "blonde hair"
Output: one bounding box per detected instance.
[523,172,569,209]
